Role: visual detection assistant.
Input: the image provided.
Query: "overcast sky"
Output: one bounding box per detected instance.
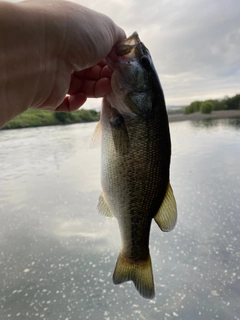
[13,0,240,108]
[80,0,240,107]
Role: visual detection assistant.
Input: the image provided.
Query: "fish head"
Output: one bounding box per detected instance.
[106,32,162,117]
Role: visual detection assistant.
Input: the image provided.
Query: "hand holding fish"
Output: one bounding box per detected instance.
[0,0,125,127]
[57,60,113,112]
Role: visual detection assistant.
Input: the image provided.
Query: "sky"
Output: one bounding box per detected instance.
[79,0,240,108]
[13,0,240,108]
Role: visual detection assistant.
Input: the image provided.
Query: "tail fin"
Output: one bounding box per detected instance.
[112,253,155,299]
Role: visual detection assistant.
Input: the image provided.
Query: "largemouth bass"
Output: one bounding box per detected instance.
[95,32,177,299]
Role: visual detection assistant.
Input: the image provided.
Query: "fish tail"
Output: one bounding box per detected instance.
[112,253,155,299]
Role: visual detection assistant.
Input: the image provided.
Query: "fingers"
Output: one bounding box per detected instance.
[55,76,112,112]
[55,60,113,112]
[68,76,112,98]
[56,93,87,112]
[115,26,126,43]
[88,77,112,98]
[104,15,126,45]
[73,62,112,82]
[68,62,112,98]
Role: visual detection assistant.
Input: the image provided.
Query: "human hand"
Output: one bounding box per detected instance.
[0,0,125,126]
[56,60,113,112]
[25,0,126,113]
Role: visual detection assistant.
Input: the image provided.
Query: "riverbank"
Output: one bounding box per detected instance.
[168,110,240,123]
[2,109,100,130]
[2,109,240,130]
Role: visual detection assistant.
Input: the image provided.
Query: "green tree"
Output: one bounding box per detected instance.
[184,100,201,114]
[55,112,74,124]
[200,101,213,114]
[191,101,201,112]
[225,94,240,110]
[184,105,193,114]
[182,93,240,115]
[210,99,226,111]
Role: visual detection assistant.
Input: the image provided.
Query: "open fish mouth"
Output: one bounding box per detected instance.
[106,32,155,115]
[115,32,141,57]
[107,32,141,69]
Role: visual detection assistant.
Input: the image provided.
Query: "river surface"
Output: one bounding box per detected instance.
[0,118,240,320]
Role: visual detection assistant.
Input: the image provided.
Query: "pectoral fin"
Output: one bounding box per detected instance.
[90,121,102,149]
[97,192,114,218]
[154,183,177,232]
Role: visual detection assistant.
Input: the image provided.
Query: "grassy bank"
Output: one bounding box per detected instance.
[2,109,100,130]
[2,105,240,130]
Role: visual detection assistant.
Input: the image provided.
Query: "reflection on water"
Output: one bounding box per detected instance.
[0,119,240,320]
[190,117,240,129]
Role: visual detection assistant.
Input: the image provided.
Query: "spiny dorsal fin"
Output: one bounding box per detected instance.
[97,192,114,218]
[154,183,177,232]
[90,121,102,149]
[113,252,155,300]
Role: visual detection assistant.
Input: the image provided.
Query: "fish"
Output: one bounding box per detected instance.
[93,32,177,299]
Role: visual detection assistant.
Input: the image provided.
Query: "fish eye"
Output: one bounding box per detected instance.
[140,55,150,68]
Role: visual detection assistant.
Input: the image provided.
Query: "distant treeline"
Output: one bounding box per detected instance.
[184,94,240,114]
[2,109,100,130]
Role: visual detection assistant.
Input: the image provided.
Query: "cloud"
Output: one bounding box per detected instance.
[12,0,240,106]
[76,0,240,106]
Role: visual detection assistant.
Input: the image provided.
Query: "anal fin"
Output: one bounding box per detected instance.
[154,183,177,232]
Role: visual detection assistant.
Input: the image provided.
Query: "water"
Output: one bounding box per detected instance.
[0,118,240,320]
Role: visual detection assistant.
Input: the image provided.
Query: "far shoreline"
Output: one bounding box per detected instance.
[168,110,240,123]
[2,109,240,131]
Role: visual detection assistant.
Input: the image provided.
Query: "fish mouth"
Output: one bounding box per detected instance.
[121,32,141,46]
[107,32,141,70]
[115,32,141,57]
